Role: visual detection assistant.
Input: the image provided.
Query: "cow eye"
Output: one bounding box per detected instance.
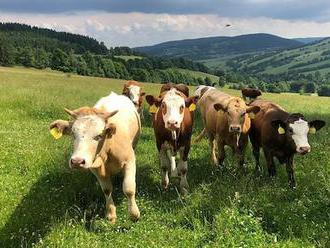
[288,128,293,134]
[241,112,246,117]
[94,134,103,141]
[180,105,184,113]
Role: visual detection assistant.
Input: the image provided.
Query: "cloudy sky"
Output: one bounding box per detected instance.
[1,0,330,47]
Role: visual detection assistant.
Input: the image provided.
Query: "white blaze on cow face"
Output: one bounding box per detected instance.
[128,85,141,105]
[70,115,106,169]
[162,88,185,131]
[289,118,311,154]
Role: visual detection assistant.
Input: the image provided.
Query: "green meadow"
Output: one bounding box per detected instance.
[0,67,329,247]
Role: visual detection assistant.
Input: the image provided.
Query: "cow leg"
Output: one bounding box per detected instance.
[166,149,178,178]
[209,135,219,166]
[93,174,117,223]
[217,139,226,168]
[264,150,276,177]
[159,147,170,190]
[123,158,140,221]
[286,155,296,188]
[178,147,189,196]
[252,146,261,173]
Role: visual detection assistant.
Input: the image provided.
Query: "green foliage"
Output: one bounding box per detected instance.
[317,85,330,96]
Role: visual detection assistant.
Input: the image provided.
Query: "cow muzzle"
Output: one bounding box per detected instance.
[70,157,86,169]
[297,146,311,155]
[229,125,241,133]
[166,120,180,130]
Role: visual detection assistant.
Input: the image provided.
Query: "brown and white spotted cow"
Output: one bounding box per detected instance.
[122,81,145,115]
[49,92,141,223]
[243,90,326,187]
[196,88,260,169]
[146,83,198,195]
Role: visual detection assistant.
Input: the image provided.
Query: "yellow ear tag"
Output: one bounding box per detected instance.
[149,104,158,113]
[189,103,196,112]
[278,126,285,135]
[309,127,316,134]
[249,112,255,119]
[50,127,63,139]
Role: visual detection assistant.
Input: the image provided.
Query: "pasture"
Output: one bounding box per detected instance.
[0,67,329,247]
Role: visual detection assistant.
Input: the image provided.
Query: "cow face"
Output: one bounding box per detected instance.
[214,98,260,134]
[272,114,325,154]
[146,88,198,131]
[123,83,145,106]
[50,107,117,169]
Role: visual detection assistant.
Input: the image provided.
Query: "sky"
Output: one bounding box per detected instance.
[1,0,330,47]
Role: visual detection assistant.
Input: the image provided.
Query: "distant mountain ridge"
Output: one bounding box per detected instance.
[134,33,303,60]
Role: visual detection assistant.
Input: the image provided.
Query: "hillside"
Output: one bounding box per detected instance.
[231,37,330,80]
[0,22,218,85]
[134,33,302,66]
[0,22,108,54]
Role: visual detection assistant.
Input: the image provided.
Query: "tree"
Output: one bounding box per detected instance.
[18,48,35,67]
[0,39,15,66]
[317,85,330,96]
[304,82,316,93]
[218,76,226,87]
[51,48,69,72]
[204,76,212,86]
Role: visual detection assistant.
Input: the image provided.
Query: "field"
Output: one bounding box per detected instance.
[0,67,329,247]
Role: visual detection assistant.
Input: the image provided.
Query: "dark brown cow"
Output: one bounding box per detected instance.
[241,88,262,102]
[243,90,326,187]
[146,83,198,195]
[122,81,145,114]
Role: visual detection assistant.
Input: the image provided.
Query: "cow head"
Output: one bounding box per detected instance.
[49,107,118,169]
[146,88,198,131]
[271,113,325,155]
[122,81,145,107]
[214,97,260,134]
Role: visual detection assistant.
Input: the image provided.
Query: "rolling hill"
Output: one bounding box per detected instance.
[134,33,303,67]
[231,37,330,79]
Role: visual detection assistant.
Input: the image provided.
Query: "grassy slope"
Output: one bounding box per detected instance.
[0,67,329,247]
[166,68,219,82]
[238,38,330,75]
[114,55,144,61]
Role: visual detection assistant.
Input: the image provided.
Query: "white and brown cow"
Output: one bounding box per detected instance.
[49,92,141,223]
[146,83,198,195]
[122,81,145,115]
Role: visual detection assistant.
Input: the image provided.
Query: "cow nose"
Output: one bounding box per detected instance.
[167,120,178,128]
[70,157,86,168]
[297,146,311,155]
[229,125,241,133]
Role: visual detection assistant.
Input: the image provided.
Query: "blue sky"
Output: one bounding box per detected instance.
[1,0,330,47]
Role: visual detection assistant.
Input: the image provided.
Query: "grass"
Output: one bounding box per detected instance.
[0,66,329,247]
[114,55,144,61]
[165,68,219,82]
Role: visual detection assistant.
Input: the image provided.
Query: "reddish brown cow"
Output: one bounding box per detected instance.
[146,84,198,195]
[122,81,145,114]
[243,90,326,187]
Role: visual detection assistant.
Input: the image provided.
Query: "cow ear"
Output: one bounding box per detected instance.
[214,102,227,112]
[309,120,325,133]
[49,120,72,139]
[271,120,286,134]
[146,95,161,106]
[246,106,260,119]
[185,96,199,111]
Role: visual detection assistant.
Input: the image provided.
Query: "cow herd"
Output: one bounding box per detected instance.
[49,81,325,223]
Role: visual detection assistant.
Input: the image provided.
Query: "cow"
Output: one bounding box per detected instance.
[242,90,326,187]
[122,80,145,116]
[196,88,260,169]
[145,83,198,195]
[241,88,262,102]
[49,92,141,223]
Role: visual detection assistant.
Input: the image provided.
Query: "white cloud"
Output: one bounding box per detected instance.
[1,11,330,47]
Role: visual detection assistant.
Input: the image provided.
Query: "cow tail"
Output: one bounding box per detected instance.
[192,128,206,144]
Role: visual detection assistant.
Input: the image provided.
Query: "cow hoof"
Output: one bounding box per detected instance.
[129,208,140,222]
[180,188,189,197]
[106,215,117,224]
